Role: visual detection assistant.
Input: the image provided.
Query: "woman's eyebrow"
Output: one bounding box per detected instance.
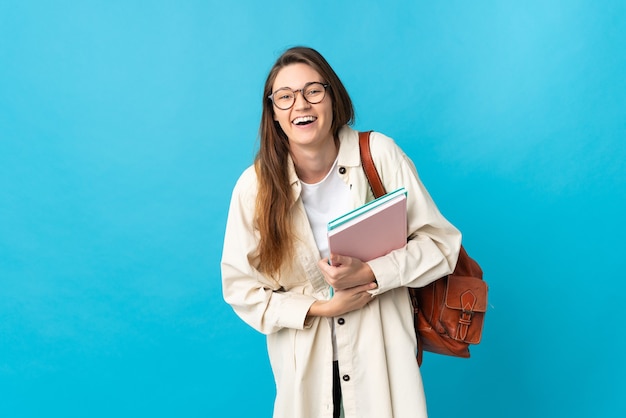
[273,81,323,91]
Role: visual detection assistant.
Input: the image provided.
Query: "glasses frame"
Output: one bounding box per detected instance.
[268,82,330,110]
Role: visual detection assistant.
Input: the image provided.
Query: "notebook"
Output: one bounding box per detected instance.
[327,187,407,262]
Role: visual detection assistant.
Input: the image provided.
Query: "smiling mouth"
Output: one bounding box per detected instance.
[292,116,317,126]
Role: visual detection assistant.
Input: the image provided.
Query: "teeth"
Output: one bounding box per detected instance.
[293,116,316,125]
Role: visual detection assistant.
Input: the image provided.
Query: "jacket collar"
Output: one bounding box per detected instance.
[336,125,361,168]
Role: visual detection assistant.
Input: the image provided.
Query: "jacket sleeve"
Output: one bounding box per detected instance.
[365,133,462,294]
[220,167,317,335]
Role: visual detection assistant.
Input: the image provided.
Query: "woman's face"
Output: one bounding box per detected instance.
[271,63,334,151]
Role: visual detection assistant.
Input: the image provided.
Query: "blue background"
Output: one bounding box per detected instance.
[1,1,625,417]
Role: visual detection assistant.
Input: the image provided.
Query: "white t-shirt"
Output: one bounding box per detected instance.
[300,158,352,259]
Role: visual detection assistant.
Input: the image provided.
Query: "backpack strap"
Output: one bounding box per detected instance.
[358,131,387,198]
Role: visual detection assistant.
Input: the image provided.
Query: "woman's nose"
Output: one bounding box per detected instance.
[293,91,311,109]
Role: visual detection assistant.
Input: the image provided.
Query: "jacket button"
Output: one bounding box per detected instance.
[337,318,345,325]
[342,375,350,382]
[338,166,346,174]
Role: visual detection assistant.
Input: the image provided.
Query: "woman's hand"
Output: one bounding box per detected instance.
[317,254,376,291]
[307,281,377,318]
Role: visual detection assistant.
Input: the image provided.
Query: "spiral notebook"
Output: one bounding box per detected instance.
[327,187,407,262]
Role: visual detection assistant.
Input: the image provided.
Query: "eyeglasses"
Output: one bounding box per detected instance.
[268,82,329,110]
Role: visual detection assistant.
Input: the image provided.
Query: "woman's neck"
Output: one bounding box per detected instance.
[291,139,338,184]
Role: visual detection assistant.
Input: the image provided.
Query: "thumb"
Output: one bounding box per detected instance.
[329,253,347,267]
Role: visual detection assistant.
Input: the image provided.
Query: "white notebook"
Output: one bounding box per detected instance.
[327,187,407,262]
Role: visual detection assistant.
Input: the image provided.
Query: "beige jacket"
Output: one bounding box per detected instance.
[221,126,462,418]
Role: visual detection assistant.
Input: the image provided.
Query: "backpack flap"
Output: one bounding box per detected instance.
[441,275,488,344]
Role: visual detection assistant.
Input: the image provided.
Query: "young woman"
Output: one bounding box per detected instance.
[221,46,461,418]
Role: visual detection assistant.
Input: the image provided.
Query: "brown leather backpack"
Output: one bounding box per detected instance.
[359,131,488,366]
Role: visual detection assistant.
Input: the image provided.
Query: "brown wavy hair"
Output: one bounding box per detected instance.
[254,46,355,278]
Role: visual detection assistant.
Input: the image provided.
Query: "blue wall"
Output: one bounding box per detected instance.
[1,1,624,417]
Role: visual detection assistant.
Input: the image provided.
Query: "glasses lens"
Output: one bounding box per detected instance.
[304,83,326,104]
[272,89,295,110]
